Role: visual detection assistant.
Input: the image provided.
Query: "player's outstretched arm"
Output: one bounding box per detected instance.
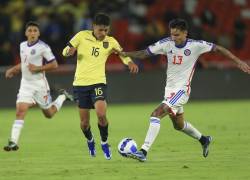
[5,63,21,79]
[28,60,58,73]
[115,49,151,59]
[214,45,250,74]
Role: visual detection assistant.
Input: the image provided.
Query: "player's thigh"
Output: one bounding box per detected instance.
[17,83,36,105]
[79,108,90,122]
[73,86,94,109]
[94,100,107,116]
[16,102,32,119]
[90,83,107,104]
[34,89,53,109]
[90,84,107,114]
[163,89,189,116]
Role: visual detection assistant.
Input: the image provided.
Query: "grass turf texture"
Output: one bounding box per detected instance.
[0,100,250,180]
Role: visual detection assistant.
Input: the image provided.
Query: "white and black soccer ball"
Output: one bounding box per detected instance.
[118,138,137,157]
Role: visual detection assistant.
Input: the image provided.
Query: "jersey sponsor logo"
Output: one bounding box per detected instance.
[30,49,36,55]
[103,41,109,49]
[184,49,191,56]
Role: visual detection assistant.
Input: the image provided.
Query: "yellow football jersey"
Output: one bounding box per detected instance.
[68,30,132,86]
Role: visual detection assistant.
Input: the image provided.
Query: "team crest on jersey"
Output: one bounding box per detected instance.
[184,49,191,56]
[30,49,36,55]
[103,42,109,49]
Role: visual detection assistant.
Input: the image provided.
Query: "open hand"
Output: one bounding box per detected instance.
[237,61,250,74]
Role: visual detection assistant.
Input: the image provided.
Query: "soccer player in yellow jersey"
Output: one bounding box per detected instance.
[62,13,138,160]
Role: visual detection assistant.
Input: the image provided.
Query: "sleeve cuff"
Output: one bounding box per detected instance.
[146,47,154,55]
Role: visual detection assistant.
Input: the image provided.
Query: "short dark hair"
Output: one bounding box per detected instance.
[25,21,40,30]
[169,19,188,31]
[93,13,111,26]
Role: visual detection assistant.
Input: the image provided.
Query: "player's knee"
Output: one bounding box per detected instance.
[97,114,107,126]
[81,123,90,130]
[42,108,55,119]
[44,113,53,119]
[173,124,183,131]
[172,120,184,130]
[16,111,26,119]
[151,111,160,118]
[80,118,91,129]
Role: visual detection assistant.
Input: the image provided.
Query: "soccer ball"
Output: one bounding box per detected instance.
[118,138,137,157]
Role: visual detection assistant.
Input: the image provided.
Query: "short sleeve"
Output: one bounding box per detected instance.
[197,40,215,54]
[112,37,132,65]
[43,44,55,62]
[147,40,166,55]
[69,32,82,48]
[112,38,123,51]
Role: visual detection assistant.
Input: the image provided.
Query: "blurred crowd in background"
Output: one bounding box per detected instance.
[1,0,250,70]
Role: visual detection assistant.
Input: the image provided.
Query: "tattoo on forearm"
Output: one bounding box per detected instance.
[126,50,149,59]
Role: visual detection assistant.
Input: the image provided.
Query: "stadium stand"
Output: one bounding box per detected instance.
[0,0,249,70]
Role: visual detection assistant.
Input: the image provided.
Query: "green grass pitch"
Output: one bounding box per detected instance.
[1,100,250,180]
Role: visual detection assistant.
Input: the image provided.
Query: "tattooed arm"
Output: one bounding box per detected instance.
[213,45,250,74]
[118,49,152,59]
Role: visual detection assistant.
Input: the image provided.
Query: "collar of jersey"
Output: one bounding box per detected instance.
[175,39,187,48]
[91,32,107,42]
[27,39,39,47]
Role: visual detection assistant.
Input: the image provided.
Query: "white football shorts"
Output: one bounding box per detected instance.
[16,78,52,109]
[162,88,190,115]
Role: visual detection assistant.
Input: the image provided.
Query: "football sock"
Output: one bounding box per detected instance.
[181,121,202,140]
[140,148,148,156]
[199,135,207,145]
[52,94,66,111]
[10,120,24,144]
[98,123,108,142]
[141,117,160,152]
[82,126,93,141]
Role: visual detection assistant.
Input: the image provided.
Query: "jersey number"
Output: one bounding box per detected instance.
[92,47,100,57]
[95,87,103,96]
[173,55,183,65]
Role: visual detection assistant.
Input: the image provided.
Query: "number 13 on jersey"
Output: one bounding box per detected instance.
[173,55,183,65]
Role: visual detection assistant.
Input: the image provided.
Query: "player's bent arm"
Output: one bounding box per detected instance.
[5,63,21,78]
[122,50,151,59]
[28,60,58,73]
[41,60,58,71]
[117,50,151,59]
[62,45,76,57]
[213,45,250,74]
